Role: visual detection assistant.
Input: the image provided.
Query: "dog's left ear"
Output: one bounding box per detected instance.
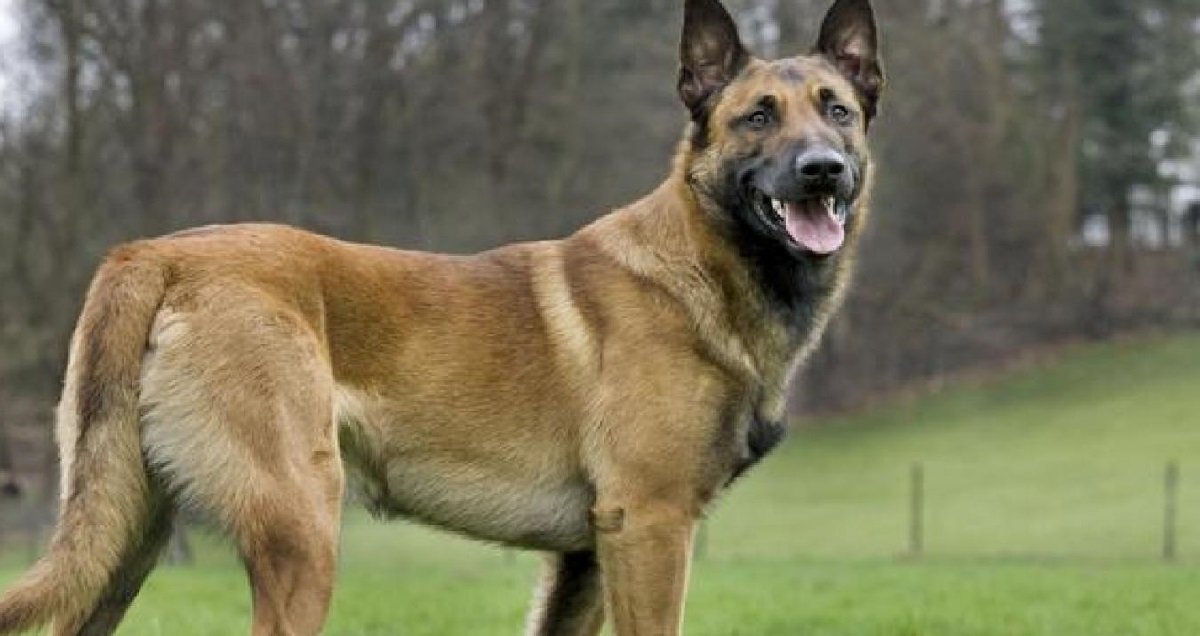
[814,0,884,124]
[678,0,749,120]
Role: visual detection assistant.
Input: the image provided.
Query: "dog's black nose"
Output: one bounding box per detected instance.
[795,148,846,185]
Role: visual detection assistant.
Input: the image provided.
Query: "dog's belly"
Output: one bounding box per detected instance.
[370,459,594,552]
[336,388,594,552]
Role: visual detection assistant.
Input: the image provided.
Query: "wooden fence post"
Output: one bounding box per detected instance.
[909,462,924,559]
[1164,460,1179,562]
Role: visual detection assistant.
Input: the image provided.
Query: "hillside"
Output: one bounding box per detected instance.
[710,331,1200,561]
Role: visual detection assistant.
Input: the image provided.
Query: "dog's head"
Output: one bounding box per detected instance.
[679,0,883,260]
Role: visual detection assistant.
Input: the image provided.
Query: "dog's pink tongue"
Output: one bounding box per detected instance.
[784,200,844,254]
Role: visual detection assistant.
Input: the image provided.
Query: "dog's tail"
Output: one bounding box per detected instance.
[0,246,166,634]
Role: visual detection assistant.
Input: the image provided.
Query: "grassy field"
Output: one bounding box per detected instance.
[7,332,1200,634]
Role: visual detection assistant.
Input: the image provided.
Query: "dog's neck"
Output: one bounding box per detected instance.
[584,157,851,422]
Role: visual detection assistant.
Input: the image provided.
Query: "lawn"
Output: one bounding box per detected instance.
[7,331,1200,634]
[122,559,1200,635]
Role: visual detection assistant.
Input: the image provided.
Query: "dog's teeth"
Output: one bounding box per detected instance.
[771,199,785,217]
[822,197,848,225]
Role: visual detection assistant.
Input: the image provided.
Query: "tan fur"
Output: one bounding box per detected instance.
[0,4,881,635]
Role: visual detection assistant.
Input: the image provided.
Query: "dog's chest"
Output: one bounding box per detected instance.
[727,414,787,484]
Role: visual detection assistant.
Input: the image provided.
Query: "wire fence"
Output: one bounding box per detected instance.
[693,459,1189,563]
[901,460,1184,562]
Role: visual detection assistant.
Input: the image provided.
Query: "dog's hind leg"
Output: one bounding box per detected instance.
[140,301,344,636]
[235,467,342,636]
[144,380,344,636]
[524,551,605,636]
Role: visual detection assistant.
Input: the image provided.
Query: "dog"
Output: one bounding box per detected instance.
[0,0,882,633]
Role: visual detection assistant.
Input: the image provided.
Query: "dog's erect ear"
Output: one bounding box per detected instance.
[678,0,749,120]
[814,0,884,123]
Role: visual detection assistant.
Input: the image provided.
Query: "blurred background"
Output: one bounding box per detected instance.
[0,1,1198,634]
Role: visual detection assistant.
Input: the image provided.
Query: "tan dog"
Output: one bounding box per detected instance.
[0,0,883,634]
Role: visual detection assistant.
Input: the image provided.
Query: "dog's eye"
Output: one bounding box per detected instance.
[746,110,771,129]
[829,104,853,125]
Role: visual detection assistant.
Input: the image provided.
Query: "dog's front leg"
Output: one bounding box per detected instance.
[593,500,697,636]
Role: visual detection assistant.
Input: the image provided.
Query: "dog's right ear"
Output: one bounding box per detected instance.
[678,0,749,120]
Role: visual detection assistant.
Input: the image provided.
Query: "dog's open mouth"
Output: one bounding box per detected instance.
[752,190,849,255]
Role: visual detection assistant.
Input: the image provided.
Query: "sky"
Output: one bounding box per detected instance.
[0,0,20,116]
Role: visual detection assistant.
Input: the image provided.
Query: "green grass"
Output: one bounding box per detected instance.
[7,331,1200,634]
[122,559,1200,635]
